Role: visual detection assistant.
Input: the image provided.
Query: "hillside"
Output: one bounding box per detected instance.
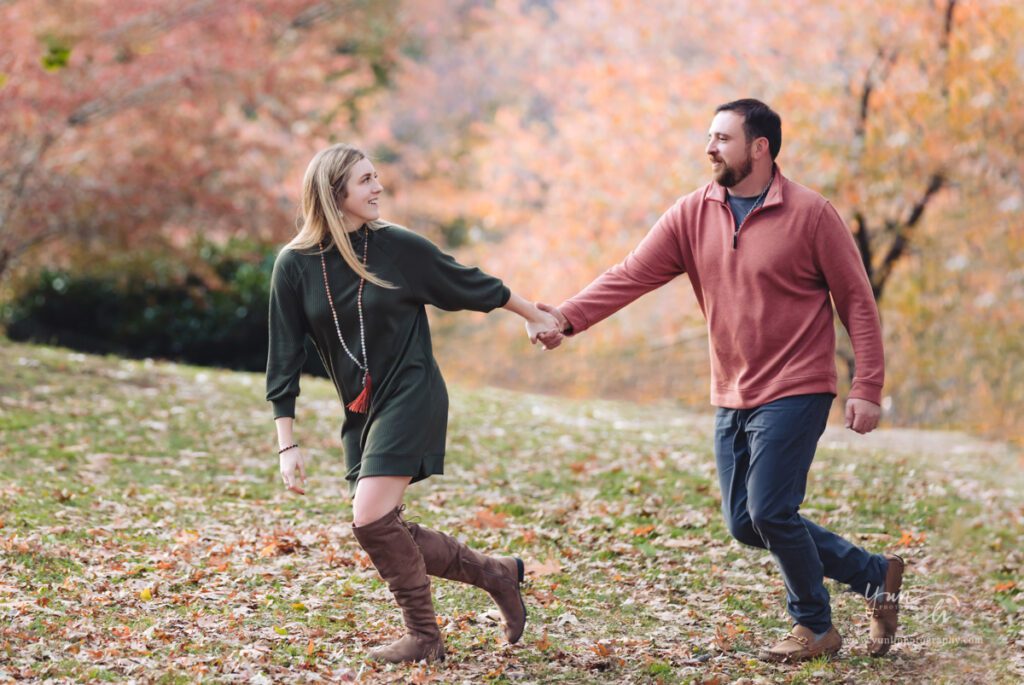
[1,340,1021,683]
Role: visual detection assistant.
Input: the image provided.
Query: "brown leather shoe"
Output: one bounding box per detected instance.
[405,517,527,644]
[867,553,905,657]
[759,625,842,663]
[352,508,445,663]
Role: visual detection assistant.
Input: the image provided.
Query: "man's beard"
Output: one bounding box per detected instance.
[713,150,753,188]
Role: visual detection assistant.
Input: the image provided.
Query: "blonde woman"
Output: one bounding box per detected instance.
[266,144,554,663]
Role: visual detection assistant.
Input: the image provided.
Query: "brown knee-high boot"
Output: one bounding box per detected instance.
[402,516,527,644]
[352,507,445,663]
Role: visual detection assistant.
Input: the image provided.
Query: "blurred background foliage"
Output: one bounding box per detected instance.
[1,0,1020,442]
[5,240,275,370]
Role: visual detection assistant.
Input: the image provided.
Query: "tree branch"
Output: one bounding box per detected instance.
[905,172,946,229]
[289,1,343,29]
[939,0,957,99]
[0,133,57,238]
[852,211,874,289]
[67,71,196,126]
[97,0,220,43]
[853,47,899,144]
[941,0,957,52]
[852,0,955,304]
[872,172,946,298]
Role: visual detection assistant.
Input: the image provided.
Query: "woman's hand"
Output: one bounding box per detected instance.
[279,447,307,494]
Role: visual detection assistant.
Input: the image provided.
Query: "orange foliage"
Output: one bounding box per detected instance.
[1,0,1020,440]
[371,0,1022,441]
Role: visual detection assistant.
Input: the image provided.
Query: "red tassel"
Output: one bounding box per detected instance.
[346,372,372,413]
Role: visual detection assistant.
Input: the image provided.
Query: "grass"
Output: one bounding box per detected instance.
[0,338,1021,683]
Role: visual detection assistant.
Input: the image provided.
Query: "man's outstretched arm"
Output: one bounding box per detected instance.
[532,202,689,350]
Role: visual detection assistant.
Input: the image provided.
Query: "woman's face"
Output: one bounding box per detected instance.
[339,157,383,225]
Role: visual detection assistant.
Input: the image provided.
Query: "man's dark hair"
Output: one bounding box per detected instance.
[715,99,782,160]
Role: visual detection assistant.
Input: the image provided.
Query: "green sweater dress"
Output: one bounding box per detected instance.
[266,224,510,494]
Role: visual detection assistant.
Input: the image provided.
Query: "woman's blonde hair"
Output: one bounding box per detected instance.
[285,143,393,288]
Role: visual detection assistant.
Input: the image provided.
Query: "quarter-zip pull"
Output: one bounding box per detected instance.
[729,169,774,250]
[732,207,760,250]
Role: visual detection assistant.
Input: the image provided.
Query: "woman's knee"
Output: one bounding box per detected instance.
[351,475,411,527]
[352,506,391,528]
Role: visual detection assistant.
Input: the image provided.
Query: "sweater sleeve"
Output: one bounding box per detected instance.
[813,202,885,404]
[397,229,511,312]
[559,202,687,334]
[265,250,308,419]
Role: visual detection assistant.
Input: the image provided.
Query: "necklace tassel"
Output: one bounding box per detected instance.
[346,372,372,413]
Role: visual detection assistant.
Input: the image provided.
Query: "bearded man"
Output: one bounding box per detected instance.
[535,99,905,662]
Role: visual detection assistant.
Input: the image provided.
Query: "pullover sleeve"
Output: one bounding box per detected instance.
[265,250,308,419]
[560,202,687,334]
[813,202,885,404]
[396,229,511,312]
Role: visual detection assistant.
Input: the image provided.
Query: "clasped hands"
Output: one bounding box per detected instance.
[525,302,569,350]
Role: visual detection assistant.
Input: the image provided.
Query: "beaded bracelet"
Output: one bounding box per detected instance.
[278,443,299,455]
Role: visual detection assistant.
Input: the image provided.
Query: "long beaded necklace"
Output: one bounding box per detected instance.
[318,228,372,413]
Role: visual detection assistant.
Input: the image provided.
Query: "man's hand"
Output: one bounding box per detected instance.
[844,398,881,434]
[525,308,560,346]
[535,302,569,349]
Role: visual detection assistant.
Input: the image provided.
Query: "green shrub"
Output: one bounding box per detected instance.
[3,240,325,377]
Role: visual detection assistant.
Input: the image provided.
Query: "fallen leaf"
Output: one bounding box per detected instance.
[174,530,199,545]
[470,508,508,529]
[555,612,579,627]
[535,630,551,651]
[661,537,705,549]
[526,557,562,577]
[713,622,739,652]
[479,608,503,623]
[528,589,558,606]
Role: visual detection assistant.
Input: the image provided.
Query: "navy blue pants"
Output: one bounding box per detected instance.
[714,393,888,633]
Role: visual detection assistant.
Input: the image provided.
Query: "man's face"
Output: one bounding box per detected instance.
[706,111,753,188]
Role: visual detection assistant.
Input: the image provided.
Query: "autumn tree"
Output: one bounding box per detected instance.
[2,0,1019,437]
[367,0,1022,436]
[0,0,405,282]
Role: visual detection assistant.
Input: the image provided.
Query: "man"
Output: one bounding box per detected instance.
[534,99,905,662]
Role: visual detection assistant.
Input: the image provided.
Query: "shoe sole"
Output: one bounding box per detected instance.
[889,554,906,594]
[508,557,527,645]
[759,645,841,664]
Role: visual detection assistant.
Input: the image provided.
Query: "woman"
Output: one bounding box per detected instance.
[266,143,556,663]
